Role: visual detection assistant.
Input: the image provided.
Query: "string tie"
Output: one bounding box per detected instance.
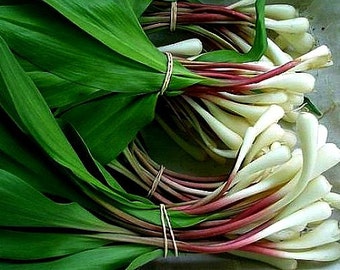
[148,165,165,198]
[170,1,178,32]
[160,52,173,95]
[160,204,179,257]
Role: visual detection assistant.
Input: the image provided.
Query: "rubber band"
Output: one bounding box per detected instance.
[170,1,178,32]
[148,165,165,198]
[160,204,179,258]
[160,52,173,95]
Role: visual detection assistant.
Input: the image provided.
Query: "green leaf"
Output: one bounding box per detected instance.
[0,37,186,224]
[28,71,103,109]
[0,230,111,260]
[0,36,81,167]
[0,33,221,231]
[0,34,132,196]
[0,4,201,96]
[0,245,157,270]
[0,109,67,194]
[130,0,153,17]
[0,169,124,232]
[195,0,268,62]
[41,0,164,71]
[304,96,323,117]
[61,93,158,164]
[0,5,161,93]
[0,35,158,213]
[126,248,164,270]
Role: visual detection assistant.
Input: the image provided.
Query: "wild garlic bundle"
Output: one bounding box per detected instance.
[0,0,268,163]
[0,1,339,270]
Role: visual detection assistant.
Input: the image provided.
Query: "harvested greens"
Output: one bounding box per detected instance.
[0,0,339,269]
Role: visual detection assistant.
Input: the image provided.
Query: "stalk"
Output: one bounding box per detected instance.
[157,38,203,57]
[240,4,298,20]
[263,219,340,250]
[241,242,340,262]
[228,250,297,270]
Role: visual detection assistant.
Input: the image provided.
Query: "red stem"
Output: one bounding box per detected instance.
[185,60,299,94]
[177,14,241,23]
[177,2,253,22]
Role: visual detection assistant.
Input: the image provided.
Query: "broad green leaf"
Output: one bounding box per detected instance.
[41,0,165,71]
[0,245,158,270]
[0,169,124,233]
[0,34,134,197]
[126,249,164,270]
[0,110,65,194]
[0,36,204,227]
[57,118,214,229]
[0,5,162,93]
[0,230,111,260]
[0,4,202,95]
[0,37,158,211]
[29,71,103,109]
[0,30,213,229]
[61,93,158,164]
[0,109,117,211]
[16,56,109,109]
[195,0,268,62]
[0,35,97,180]
[130,0,153,17]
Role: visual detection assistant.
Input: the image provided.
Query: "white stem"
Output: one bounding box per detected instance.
[293,45,333,71]
[283,111,299,123]
[209,148,239,159]
[244,124,285,165]
[252,105,285,135]
[251,73,316,93]
[281,130,297,149]
[254,202,332,242]
[311,143,340,179]
[227,0,256,10]
[228,154,302,208]
[286,93,304,106]
[222,27,253,53]
[272,219,340,250]
[240,4,298,20]
[265,17,310,34]
[276,175,332,219]
[279,32,315,54]
[222,27,273,64]
[277,242,340,261]
[296,113,319,184]
[266,226,302,242]
[231,127,257,176]
[228,250,298,270]
[274,34,290,50]
[231,146,291,191]
[157,38,203,57]
[219,91,288,105]
[280,102,294,113]
[323,192,340,210]
[203,100,250,137]
[229,105,285,176]
[317,124,328,148]
[271,142,282,151]
[266,37,293,65]
[201,94,269,123]
[184,96,243,150]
